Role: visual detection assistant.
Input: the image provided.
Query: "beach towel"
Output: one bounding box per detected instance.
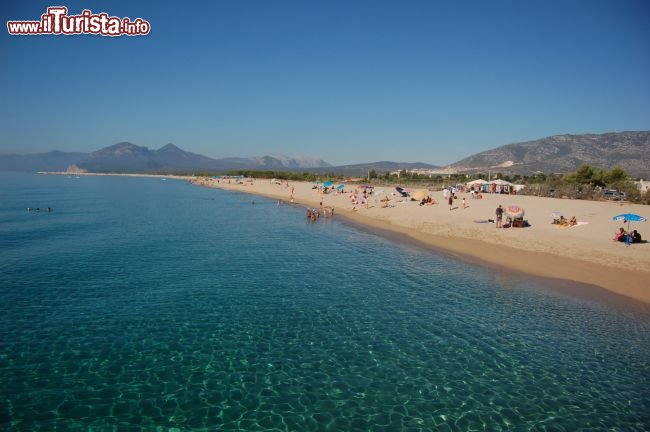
[558,221,589,229]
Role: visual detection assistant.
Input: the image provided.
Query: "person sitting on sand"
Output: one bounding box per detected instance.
[631,230,642,243]
[568,216,577,226]
[559,216,568,226]
[613,227,627,242]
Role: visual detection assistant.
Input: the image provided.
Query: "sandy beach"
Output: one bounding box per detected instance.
[195,177,650,305]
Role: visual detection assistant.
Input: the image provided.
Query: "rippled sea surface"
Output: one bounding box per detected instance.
[1,173,649,431]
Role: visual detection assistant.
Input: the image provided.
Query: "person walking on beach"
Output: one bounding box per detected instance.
[448,194,453,210]
[496,204,503,228]
[462,197,467,209]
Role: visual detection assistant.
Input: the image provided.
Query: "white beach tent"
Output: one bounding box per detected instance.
[466,179,489,193]
[489,179,514,186]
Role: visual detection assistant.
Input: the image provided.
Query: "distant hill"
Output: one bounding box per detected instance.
[316,161,440,176]
[0,143,331,173]
[77,143,226,172]
[449,131,650,177]
[0,150,87,172]
[221,154,330,170]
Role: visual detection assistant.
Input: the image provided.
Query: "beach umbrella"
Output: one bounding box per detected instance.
[322,181,333,188]
[550,211,561,218]
[359,185,374,190]
[336,184,345,190]
[505,205,525,218]
[412,190,427,201]
[612,213,647,232]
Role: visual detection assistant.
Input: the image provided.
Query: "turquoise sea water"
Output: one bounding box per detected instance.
[0,173,649,431]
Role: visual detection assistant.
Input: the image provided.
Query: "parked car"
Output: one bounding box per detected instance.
[603,190,626,201]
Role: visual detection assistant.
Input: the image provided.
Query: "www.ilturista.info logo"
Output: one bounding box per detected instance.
[7,6,151,36]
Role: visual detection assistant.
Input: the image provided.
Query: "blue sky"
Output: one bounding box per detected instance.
[1,0,649,165]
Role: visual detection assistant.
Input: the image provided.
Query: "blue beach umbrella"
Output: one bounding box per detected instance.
[612,213,647,232]
[322,181,333,188]
[336,184,345,190]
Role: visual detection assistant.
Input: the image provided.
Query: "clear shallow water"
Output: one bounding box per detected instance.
[0,173,649,431]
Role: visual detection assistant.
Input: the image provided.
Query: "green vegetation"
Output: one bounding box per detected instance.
[187,164,645,204]
[516,165,646,203]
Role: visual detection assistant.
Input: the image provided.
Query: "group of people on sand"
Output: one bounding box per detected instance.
[419,196,435,206]
[553,215,578,227]
[494,204,529,228]
[350,189,371,211]
[613,228,643,243]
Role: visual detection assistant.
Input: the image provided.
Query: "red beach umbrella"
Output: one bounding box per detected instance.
[506,205,525,218]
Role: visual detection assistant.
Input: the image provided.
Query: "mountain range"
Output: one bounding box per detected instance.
[448,131,650,177]
[0,143,331,173]
[1,131,648,176]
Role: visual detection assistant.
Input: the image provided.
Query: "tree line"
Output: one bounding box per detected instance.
[186,165,648,204]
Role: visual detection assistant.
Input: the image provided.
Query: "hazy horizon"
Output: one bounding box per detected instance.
[2,0,649,165]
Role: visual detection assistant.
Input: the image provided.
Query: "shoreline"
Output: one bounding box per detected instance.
[341,215,650,314]
[39,172,650,306]
[193,177,650,306]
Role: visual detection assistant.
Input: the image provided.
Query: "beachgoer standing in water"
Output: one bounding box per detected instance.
[496,205,503,228]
